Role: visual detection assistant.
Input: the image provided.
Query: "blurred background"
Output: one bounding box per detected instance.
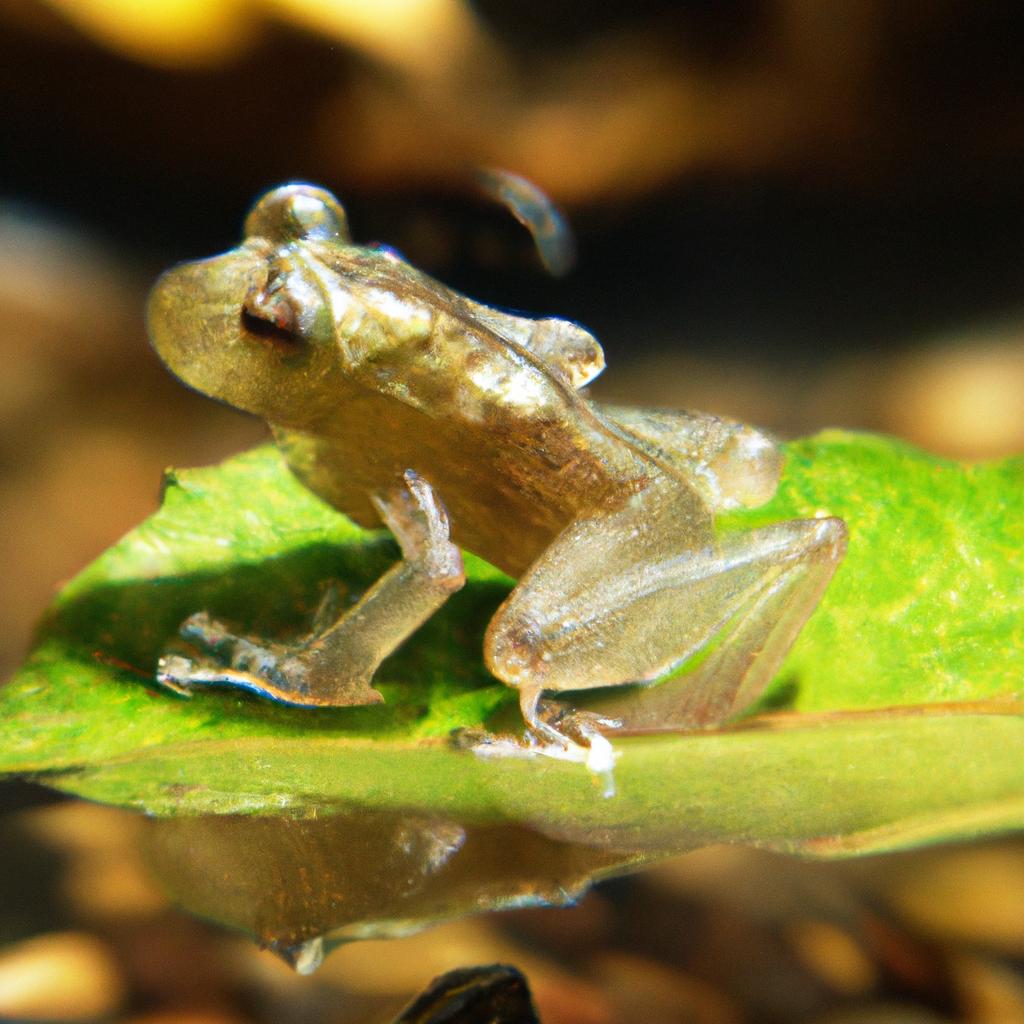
[2,1,1024,1020]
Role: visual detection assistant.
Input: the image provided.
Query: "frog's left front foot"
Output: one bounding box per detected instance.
[156,470,464,709]
[156,610,384,707]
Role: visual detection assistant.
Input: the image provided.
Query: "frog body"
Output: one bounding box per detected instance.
[147,184,846,750]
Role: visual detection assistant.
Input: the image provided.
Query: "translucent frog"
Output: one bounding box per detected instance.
[147,183,847,762]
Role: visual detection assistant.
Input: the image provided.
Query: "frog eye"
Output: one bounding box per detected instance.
[244,184,351,244]
[241,258,323,348]
[241,288,304,347]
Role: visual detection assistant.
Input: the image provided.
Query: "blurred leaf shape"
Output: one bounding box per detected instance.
[0,434,1022,854]
[36,0,489,74]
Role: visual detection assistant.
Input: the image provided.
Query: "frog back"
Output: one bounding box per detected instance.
[310,245,602,435]
[281,245,692,572]
[596,405,783,510]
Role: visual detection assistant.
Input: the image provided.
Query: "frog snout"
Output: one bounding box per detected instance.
[146,252,265,395]
[147,263,197,372]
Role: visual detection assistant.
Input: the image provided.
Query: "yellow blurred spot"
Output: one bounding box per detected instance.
[882,334,1024,458]
[888,846,1024,956]
[786,919,877,995]
[40,0,490,77]
[21,803,167,920]
[40,0,254,67]
[263,0,488,80]
[0,932,125,1020]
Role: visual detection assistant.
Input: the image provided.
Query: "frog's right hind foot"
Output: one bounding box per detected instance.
[515,685,622,786]
[519,686,621,748]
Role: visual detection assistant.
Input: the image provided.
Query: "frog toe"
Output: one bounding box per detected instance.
[154,651,198,697]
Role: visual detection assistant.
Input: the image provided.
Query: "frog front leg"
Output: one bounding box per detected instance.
[484,479,846,746]
[157,470,465,706]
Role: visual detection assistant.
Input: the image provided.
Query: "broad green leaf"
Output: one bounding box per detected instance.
[1,432,1022,854]
[721,430,1024,712]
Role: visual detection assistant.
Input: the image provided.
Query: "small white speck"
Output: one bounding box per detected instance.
[586,732,617,775]
[293,937,325,975]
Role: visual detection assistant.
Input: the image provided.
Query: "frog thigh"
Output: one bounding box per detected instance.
[460,298,605,388]
[598,404,784,510]
[484,484,846,729]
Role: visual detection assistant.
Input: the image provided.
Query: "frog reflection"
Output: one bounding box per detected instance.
[141,809,654,963]
[147,184,846,760]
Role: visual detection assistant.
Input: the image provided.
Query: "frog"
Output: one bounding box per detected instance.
[146,183,847,760]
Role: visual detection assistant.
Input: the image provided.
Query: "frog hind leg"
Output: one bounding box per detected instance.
[156,470,465,707]
[484,485,846,741]
[584,517,848,731]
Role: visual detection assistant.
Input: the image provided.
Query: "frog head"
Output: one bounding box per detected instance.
[147,184,356,429]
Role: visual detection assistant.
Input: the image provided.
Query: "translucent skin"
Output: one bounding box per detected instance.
[147,184,847,744]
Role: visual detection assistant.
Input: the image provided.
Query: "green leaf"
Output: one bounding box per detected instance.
[1,432,1022,854]
[720,430,1024,711]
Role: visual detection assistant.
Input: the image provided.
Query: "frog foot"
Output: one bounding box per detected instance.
[524,697,622,749]
[513,686,621,783]
[156,610,384,707]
